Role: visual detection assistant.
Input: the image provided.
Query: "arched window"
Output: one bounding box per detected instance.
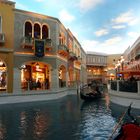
[34,23,41,39]
[25,21,32,37]
[42,25,49,39]
[59,33,65,45]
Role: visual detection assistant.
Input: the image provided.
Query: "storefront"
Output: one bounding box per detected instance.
[21,62,50,91]
[0,60,7,91]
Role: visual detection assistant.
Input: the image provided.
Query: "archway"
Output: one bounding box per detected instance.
[59,65,66,88]
[0,59,7,92]
[20,61,52,91]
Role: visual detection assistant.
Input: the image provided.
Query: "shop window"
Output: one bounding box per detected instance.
[59,65,66,88]
[0,60,7,91]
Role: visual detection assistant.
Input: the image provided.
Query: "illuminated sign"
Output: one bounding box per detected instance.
[32,67,45,73]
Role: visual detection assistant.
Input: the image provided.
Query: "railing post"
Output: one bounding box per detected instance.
[137,81,140,95]
[117,80,119,92]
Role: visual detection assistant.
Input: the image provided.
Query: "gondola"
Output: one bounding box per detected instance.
[80,82,103,101]
[109,103,140,140]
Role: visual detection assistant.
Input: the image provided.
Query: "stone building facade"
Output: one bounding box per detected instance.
[0,0,15,93]
[13,9,87,93]
[0,0,87,94]
[86,52,107,84]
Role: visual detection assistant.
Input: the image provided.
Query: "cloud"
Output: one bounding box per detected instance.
[103,36,122,46]
[112,25,126,29]
[112,10,138,26]
[95,29,109,37]
[81,40,99,51]
[81,35,132,54]
[127,32,139,39]
[79,0,104,11]
[128,19,139,26]
[15,2,29,10]
[59,9,75,23]
[127,32,140,47]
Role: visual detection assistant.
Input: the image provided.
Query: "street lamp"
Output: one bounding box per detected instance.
[120,55,124,71]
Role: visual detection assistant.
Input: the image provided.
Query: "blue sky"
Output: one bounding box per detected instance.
[12,0,140,54]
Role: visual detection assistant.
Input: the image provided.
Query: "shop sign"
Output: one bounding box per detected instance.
[0,67,6,71]
[34,39,45,57]
[32,66,45,73]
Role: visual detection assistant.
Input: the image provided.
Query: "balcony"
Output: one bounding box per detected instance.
[58,44,69,57]
[69,52,77,61]
[21,36,34,49]
[75,56,81,65]
[87,74,103,79]
[45,38,52,52]
[0,33,5,44]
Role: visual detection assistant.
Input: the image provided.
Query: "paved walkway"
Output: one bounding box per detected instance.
[0,89,77,105]
[109,89,140,109]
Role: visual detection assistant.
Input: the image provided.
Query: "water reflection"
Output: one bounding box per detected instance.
[19,111,27,135]
[80,99,116,140]
[0,121,6,140]
[0,94,138,140]
[33,111,50,139]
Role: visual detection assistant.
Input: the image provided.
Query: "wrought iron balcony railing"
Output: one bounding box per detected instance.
[69,52,77,60]
[21,36,34,48]
[45,38,52,47]
[45,38,53,52]
[58,44,69,52]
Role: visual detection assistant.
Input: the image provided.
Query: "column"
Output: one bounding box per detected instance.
[66,71,68,87]
[137,81,140,95]
[51,68,59,90]
[13,68,22,94]
[117,80,119,92]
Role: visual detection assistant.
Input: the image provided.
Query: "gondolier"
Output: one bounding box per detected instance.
[80,81,103,101]
[112,103,140,140]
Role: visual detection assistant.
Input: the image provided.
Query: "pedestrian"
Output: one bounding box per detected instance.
[37,80,41,89]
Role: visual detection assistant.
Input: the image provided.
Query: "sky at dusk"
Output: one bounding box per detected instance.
[11,0,140,54]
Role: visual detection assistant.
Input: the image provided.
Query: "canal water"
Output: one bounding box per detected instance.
[0,93,138,140]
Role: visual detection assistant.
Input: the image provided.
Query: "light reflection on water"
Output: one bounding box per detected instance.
[0,93,130,140]
[80,99,116,140]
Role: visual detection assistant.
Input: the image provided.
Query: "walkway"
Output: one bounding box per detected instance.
[0,89,77,105]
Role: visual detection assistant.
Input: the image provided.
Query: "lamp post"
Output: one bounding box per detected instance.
[120,56,124,79]
[113,59,117,80]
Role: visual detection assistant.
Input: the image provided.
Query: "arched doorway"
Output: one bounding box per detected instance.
[0,59,7,92]
[59,65,66,88]
[20,61,51,91]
